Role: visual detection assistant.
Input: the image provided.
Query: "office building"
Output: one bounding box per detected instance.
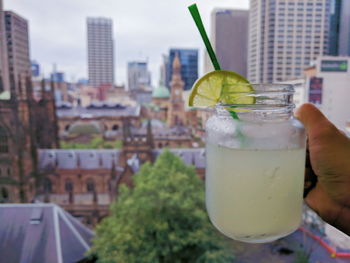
[31,61,40,77]
[50,72,65,83]
[87,17,114,88]
[304,56,350,129]
[0,0,9,92]
[127,61,151,91]
[327,0,350,56]
[166,48,198,91]
[206,9,249,77]
[4,11,31,90]
[338,0,350,56]
[159,54,168,86]
[248,0,331,83]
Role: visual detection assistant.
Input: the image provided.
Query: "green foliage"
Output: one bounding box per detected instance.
[60,136,122,149]
[90,150,234,263]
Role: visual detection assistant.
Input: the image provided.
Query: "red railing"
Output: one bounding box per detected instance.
[299,227,350,258]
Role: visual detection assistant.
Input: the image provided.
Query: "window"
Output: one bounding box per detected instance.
[43,178,52,193]
[0,187,9,203]
[0,126,9,153]
[112,124,119,131]
[65,179,74,192]
[86,178,95,192]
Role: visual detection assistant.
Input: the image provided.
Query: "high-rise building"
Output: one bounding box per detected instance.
[127,61,151,91]
[50,72,65,83]
[248,0,331,83]
[338,0,350,56]
[159,54,168,86]
[87,17,114,88]
[166,48,198,91]
[326,0,350,56]
[304,56,350,129]
[31,60,40,78]
[4,11,31,91]
[0,0,9,92]
[206,9,249,77]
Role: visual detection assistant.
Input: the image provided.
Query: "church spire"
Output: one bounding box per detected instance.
[172,53,181,76]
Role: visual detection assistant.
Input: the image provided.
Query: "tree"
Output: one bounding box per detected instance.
[90,150,234,263]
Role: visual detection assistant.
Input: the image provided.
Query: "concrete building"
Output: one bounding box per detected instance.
[87,17,114,88]
[205,9,249,77]
[127,61,151,91]
[248,0,331,83]
[4,11,31,89]
[0,0,9,92]
[304,56,350,129]
[338,0,350,56]
[166,48,198,91]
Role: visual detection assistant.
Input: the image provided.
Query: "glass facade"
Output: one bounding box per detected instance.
[327,0,341,55]
[166,49,198,91]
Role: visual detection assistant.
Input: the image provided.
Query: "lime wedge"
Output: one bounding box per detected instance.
[188,70,254,107]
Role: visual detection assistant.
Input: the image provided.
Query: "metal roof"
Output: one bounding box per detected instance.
[56,105,140,118]
[0,203,94,263]
[39,148,206,170]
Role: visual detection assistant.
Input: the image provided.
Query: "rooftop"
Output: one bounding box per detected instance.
[39,148,206,171]
[152,85,170,99]
[0,203,94,263]
[56,104,141,118]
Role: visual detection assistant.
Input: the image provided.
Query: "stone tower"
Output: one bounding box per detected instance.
[0,74,37,203]
[167,54,186,127]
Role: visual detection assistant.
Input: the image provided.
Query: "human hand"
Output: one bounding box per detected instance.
[296,103,350,236]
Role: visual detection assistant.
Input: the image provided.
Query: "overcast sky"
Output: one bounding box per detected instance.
[4,0,249,86]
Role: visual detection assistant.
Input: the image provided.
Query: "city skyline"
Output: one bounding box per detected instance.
[3,0,249,86]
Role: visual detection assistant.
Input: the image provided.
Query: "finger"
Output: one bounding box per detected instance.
[295,103,339,143]
[295,103,331,131]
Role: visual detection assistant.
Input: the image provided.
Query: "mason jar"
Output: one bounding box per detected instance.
[205,83,306,243]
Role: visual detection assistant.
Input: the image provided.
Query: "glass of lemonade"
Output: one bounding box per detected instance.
[205,83,306,243]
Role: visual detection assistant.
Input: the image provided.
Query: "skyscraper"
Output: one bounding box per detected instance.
[0,0,9,92]
[4,11,31,90]
[338,0,350,56]
[87,17,114,88]
[248,0,331,83]
[127,61,151,91]
[166,48,198,91]
[207,9,249,77]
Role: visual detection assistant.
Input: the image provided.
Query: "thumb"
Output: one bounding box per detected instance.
[295,103,331,132]
[295,103,338,141]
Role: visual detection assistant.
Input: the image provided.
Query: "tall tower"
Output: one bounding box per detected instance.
[4,11,31,91]
[206,9,249,77]
[338,0,350,56]
[87,17,114,88]
[0,0,9,92]
[248,0,331,83]
[168,54,186,127]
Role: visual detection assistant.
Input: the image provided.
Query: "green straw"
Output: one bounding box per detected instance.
[188,3,245,142]
[188,4,221,71]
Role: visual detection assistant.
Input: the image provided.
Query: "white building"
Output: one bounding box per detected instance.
[304,56,350,130]
[87,17,114,88]
[127,61,151,91]
[248,0,331,83]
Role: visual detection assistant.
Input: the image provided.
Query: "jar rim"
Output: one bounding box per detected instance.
[217,83,296,113]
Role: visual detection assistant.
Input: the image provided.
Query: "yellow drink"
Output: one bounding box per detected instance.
[206,143,305,243]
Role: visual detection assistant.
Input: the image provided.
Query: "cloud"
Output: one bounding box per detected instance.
[4,0,249,85]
